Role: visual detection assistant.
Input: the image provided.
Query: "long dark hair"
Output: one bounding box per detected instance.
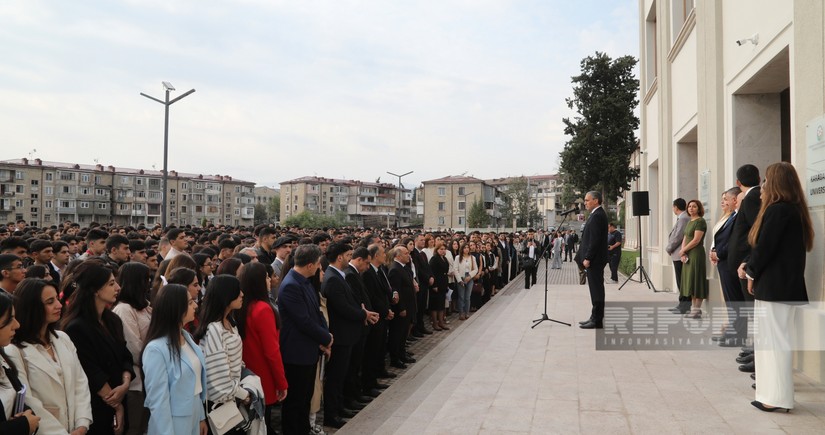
[0,291,20,379]
[117,262,151,311]
[237,262,278,339]
[216,258,242,276]
[59,259,124,340]
[193,274,241,342]
[142,284,189,364]
[12,278,59,347]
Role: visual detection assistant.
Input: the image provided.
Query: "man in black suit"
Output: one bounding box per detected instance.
[497,233,510,286]
[387,245,417,368]
[521,229,539,289]
[361,244,396,386]
[710,187,742,341]
[576,191,609,329]
[724,165,761,356]
[411,234,434,336]
[343,247,381,407]
[322,242,378,428]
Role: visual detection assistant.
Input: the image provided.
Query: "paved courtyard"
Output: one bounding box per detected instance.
[333,260,825,434]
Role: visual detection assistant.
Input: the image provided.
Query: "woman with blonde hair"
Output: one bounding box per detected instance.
[744,162,813,413]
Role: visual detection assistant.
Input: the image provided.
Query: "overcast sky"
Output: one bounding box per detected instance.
[0,0,638,188]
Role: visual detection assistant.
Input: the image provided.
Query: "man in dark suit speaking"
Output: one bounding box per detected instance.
[576,191,609,329]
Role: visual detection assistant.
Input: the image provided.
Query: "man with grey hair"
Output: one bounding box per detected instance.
[576,191,608,329]
[665,198,690,313]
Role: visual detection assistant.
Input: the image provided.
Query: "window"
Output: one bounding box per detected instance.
[645,4,658,90]
[59,200,73,208]
[181,194,187,201]
[81,173,90,183]
[134,204,144,211]
[458,216,465,225]
[45,172,53,181]
[181,206,187,213]
[207,206,219,213]
[61,186,73,194]
[120,176,131,184]
[31,194,38,200]
[136,191,146,198]
[45,200,52,208]
[195,182,203,189]
[438,216,445,225]
[148,178,161,188]
[195,205,203,213]
[458,187,465,195]
[191,194,203,201]
[671,0,695,41]
[136,178,144,185]
[79,202,90,208]
[44,186,53,195]
[181,182,188,190]
[30,207,38,213]
[15,185,24,193]
[119,204,129,211]
[15,200,23,207]
[234,208,240,216]
[94,175,102,184]
[97,203,107,210]
[15,171,24,180]
[30,180,39,186]
[438,202,445,211]
[44,214,51,222]
[80,187,90,195]
[438,187,446,196]
[458,201,465,211]
[149,191,162,200]
[170,188,176,194]
[59,171,76,181]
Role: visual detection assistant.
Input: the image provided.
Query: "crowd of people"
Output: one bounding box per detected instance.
[665,162,814,413]
[0,217,584,435]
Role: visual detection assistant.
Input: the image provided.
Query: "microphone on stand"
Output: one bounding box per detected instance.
[560,206,579,216]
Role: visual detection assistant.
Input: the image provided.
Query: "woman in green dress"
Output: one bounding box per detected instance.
[679,199,708,318]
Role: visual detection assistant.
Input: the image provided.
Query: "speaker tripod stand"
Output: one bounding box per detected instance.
[618,212,660,291]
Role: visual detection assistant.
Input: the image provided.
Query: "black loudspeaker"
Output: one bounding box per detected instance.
[632,191,650,216]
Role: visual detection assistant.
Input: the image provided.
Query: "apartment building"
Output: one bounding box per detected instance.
[421,175,501,230]
[280,176,412,227]
[637,0,825,380]
[0,158,255,227]
[486,174,561,229]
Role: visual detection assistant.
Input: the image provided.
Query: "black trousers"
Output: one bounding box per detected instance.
[498,262,509,286]
[388,314,410,363]
[524,263,537,288]
[344,333,368,399]
[282,362,317,435]
[362,319,387,388]
[415,287,429,331]
[564,246,574,261]
[733,277,755,340]
[608,252,621,281]
[324,343,353,419]
[587,261,606,323]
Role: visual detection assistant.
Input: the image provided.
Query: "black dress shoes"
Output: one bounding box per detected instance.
[375,382,390,389]
[751,400,789,413]
[411,331,424,338]
[750,373,756,380]
[579,321,603,329]
[418,328,433,335]
[363,389,382,398]
[378,371,397,379]
[738,361,755,373]
[736,354,754,364]
[739,350,754,357]
[578,318,593,325]
[340,409,358,418]
[325,417,347,429]
[344,401,365,410]
[390,361,407,369]
[400,356,416,364]
[406,351,415,356]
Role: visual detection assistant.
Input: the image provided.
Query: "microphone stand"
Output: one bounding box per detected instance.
[531,209,575,329]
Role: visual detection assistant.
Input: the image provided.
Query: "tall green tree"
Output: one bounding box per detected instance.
[267,196,280,222]
[253,203,269,224]
[559,52,640,203]
[467,198,489,228]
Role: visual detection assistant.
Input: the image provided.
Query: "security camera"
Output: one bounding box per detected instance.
[736,34,759,46]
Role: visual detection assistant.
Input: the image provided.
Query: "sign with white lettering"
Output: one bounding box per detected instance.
[806,115,825,207]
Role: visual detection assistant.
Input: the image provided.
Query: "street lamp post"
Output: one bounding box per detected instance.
[140,82,195,229]
[387,170,412,228]
[459,191,474,233]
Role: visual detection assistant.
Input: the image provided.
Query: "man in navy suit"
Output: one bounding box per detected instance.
[277,244,332,435]
[576,191,609,329]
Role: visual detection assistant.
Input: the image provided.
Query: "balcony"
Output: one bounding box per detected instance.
[57,206,76,213]
[131,210,146,216]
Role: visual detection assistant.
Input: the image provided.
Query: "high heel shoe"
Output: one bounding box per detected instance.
[751,400,789,413]
[439,322,450,330]
[685,309,702,319]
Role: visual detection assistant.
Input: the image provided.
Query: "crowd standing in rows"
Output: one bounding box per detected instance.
[0,217,584,435]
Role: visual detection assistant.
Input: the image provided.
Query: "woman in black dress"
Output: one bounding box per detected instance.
[61,259,134,435]
[428,242,450,331]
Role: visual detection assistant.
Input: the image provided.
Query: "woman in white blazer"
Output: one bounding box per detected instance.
[142,283,207,435]
[6,278,93,435]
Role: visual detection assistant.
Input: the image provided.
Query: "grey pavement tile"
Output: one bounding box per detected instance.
[578,411,630,435]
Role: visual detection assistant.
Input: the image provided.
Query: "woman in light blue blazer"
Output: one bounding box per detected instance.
[142,284,207,435]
